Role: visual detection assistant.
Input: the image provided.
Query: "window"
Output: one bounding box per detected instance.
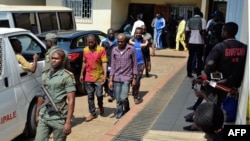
[13,13,38,34]
[38,12,58,33]
[66,0,93,23]
[170,5,195,20]
[58,12,74,30]
[0,20,10,28]
[9,35,46,62]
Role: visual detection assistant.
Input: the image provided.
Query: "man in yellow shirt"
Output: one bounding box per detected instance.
[175,15,187,51]
[10,39,39,73]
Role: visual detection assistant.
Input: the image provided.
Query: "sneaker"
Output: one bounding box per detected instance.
[86,114,97,122]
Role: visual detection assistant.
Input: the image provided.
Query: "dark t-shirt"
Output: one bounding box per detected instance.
[205,39,247,88]
[101,38,117,67]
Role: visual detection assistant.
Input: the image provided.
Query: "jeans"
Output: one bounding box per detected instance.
[85,82,103,116]
[113,80,131,119]
[156,30,163,49]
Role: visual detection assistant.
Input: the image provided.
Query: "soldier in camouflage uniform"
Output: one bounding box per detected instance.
[35,49,76,141]
[43,33,70,71]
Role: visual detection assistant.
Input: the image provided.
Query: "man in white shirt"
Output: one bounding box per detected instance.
[131,14,145,36]
[185,7,206,78]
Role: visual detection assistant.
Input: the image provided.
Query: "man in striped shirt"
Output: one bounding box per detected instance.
[109,33,138,119]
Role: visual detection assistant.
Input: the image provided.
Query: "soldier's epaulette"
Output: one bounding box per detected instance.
[64,69,76,84]
[64,69,74,76]
[42,68,50,73]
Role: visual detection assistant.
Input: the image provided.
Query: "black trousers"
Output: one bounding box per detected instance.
[187,44,204,76]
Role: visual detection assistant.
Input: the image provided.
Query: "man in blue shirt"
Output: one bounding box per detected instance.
[155,13,166,49]
[129,27,148,104]
[101,28,117,102]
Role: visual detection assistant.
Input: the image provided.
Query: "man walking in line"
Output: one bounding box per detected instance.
[141,25,155,77]
[109,33,138,119]
[101,28,117,102]
[129,27,148,104]
[79,35,108,122]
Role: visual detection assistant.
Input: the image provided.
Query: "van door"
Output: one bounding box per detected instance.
[0,38,20,140]
[8,34,46,101]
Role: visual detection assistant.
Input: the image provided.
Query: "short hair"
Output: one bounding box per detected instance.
[135,27,142,31]
[194,102,224,134]
[194,7,201,15]
[223,22,238,37]
[52,49,66,60]
[107,28,114,34]
[87,34,96,40]
[117,33,127,42]
[10,38,19,47]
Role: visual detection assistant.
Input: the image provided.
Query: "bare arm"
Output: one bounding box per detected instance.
[64,92,75,135]
[35,97,44,124]
[29,54,39,73]
[102,62,107,84]
[79,62,86,83]
[141,40,148,48]
[129,39,135,45]
[109,75,114,90]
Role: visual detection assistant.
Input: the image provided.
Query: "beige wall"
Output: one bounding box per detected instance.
[111,0,130,30]
[0,0,45,5]
[130,0,201,6]
[44,0,207,32]
[46,0,64,5]
[76,0,112,32]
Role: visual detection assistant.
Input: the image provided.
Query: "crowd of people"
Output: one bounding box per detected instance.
[182,7,247,141]
[11,6,247,141]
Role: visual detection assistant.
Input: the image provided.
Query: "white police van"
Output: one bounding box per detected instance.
[0,28,46,140]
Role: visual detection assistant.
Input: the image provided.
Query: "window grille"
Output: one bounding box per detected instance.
[66,0,92,23]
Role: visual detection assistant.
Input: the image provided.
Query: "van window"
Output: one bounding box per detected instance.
[59,12,74,30]
[38,12,58,33]
[0,20,10,27]
[13,13,38,33]
[9,35,46,62]
[0,38,2,77]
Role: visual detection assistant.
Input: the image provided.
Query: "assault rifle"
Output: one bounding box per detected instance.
[37,85,60,113]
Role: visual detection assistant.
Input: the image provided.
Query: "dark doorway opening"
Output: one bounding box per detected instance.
[128,3,155,36]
